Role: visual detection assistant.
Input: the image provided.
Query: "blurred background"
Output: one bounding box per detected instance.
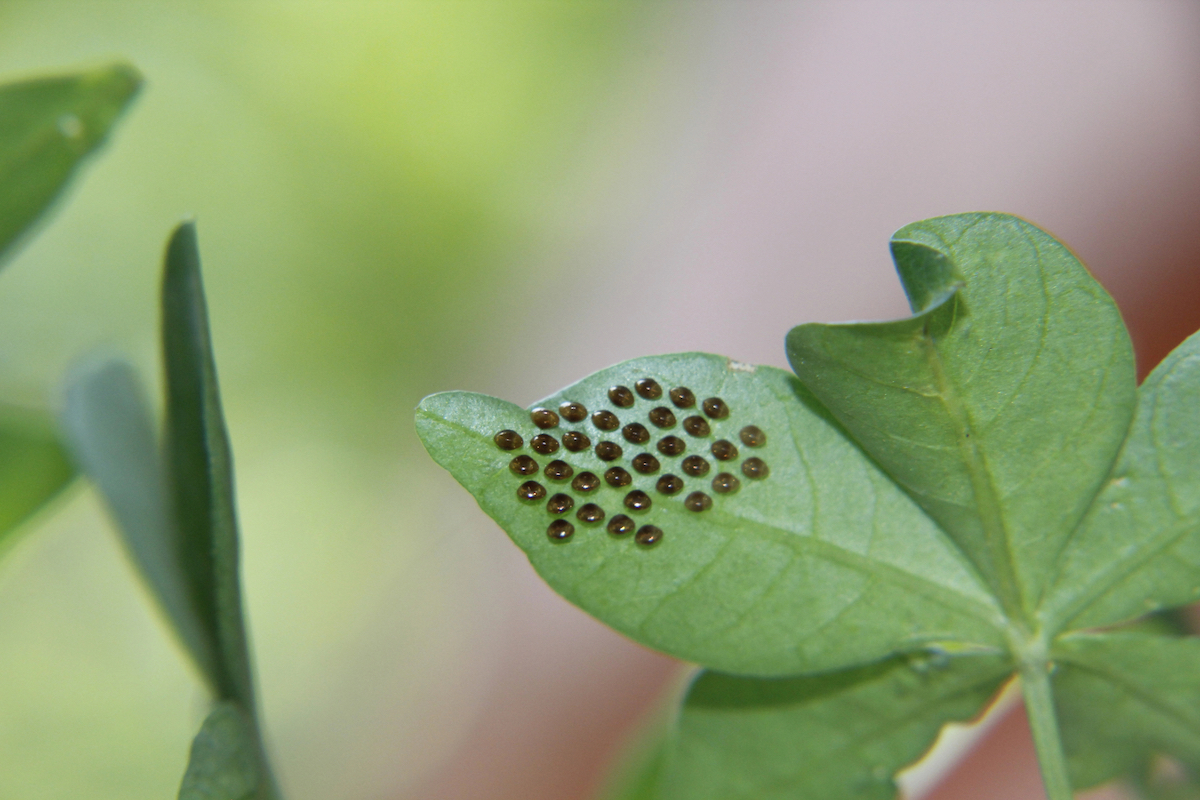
[0,2,1196,798]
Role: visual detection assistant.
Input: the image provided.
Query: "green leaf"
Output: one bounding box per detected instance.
[416,355,1005,676]
[1053,633,1200,790]
[786,213,1135,619]
[1042,329,1200,632]
[178,701,260,800]
[0,405,73,554]
[61,359,220,689]
[0,62,141,263]
[660,652,1012,800]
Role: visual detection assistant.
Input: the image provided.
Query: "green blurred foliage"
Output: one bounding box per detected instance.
[0,3,653,798]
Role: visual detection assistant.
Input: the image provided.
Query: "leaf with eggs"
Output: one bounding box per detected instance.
[417,353,1006,677]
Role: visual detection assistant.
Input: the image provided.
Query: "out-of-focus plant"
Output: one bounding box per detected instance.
[418,213,1200,800]
[63,223,281,799]
[0,62,139,560]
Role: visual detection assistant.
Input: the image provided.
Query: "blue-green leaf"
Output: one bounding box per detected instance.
[178,701,261,800]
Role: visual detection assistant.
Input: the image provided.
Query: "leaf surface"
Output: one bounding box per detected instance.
[1053,632,1200,790]
[417,354,1004,676]
[178,701,260,800]
[0,62,140,263]
[660,652,1011,800]
[786,213,1135,619]
[1042,330,1200,632]
[0,406,73,554]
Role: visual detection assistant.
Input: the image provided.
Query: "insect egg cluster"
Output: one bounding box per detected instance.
[493,377,770,547]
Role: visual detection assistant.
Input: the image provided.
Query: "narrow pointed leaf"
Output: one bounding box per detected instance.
[786,212,1135,618]
[0,406,73,553]
[0,62,141,263]
[660,652,1012,800]
[178,701,261,800]
[60,360,219,688]
[1042,329,1200,632]
[417,354,1004,676]
[1053,633,1200,790]
[162,221,256,707]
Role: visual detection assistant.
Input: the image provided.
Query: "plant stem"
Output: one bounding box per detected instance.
[1020,651,1074,800]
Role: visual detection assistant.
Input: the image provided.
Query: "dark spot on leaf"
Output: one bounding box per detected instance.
[517,481,546,501]
[608,385,635,408]
[605,467,632,487]
[494,430,523,450]
[635,378,663,400]
[669,387,695,408]
[559,401,588,423]
[571,471,600,493]
[531,434,559,455]
[544,460,574,481]
[632,453,661,474]
[684,491,712,511]
[623,422,650,444]
[635,525,663,546]
[711,440,738,461]
[739,425,766,447]
[625,490,652,511]
[712,472,740,494]
[547,519,574,541]
[681,455,710,477]
[683,416,710,437]
[742,457,769,479]
[595,441,624,461]
[648,406,676,428]
[531,408,559,429]
[608,514,635,536]
[576,503,605,524]
[656,474,683,495]
[702,397,729,419]
[562,431,591,452]
[547,493,574,514]
[592,409,620,431]
[510,455,539,475]
[657,436,686,456]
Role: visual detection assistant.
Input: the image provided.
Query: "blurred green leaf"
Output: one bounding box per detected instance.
[61,359,219,688]
[786,213,1135,619]
[0,62,141,264]
[660,653,1011,800]
[1054,633,1200,790]
[416,355,1004,677]
[0,405,73,554]
[178,701,260,800]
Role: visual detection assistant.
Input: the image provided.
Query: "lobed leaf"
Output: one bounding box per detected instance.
[660,652,1012,800]
[0,62,141,263]
[1054,632,1200,791]
[1042,329,1200,632]
[417,354,1004,677]
[0,406,73,554]
[786,213,1135,619]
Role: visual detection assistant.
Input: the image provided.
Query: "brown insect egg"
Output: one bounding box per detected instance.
[547,493,575,514]
[530,434,560,455]
[608,514,635,536]
[632,453,661,474]
[571,471,600,493]
[594,441,623,461]
[559,401,588,423]
[657,436,686,456]
[742,457,769,479]
[711,440,738,461]
[648,406,676,428]
[712,472,741,494]
[517,481,546,501]
[605,467,632,487]
[702,397,730,419]
[562,431,591,452]
[635,378,663,400]
[669,387,696,408]
[740,425,766,447]
[592,409,620,431]
[510,455,539,475]
[547,519,574,541]
[544,460,574,481]
[635,525,663,546]
[623,422,650,444]
[608,385,635,408]
[656,474,683,495]
[494,430,523,450]
[683,416,710,437]
[576,503,606,524]
[684,491,712,511]
[625,490,652,511]
[531,408,560,429]
[681,455,710,477]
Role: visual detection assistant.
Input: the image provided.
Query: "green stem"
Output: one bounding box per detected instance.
[1020,649,1074,800]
